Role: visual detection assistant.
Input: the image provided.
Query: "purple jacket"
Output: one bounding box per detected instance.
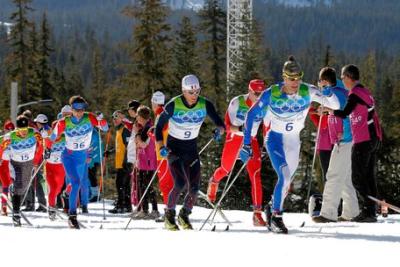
[349,86,382,144]
[136,121,157,171]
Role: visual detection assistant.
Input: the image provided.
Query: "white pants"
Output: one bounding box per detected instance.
[320,142,359,220]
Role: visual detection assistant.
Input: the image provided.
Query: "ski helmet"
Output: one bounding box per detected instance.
[3,120,15,131]
[248,79,266,93]
[16,115,29,128]
[182,74,201,91]
[151,91,165,105]
[282,55,303,80]
[34,114,48,124]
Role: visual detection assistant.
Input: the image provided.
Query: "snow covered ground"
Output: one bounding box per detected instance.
[2,200,399,267]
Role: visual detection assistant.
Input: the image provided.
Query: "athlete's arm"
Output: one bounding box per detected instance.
[88,112,109,132]
[205,99,225,131]
[309,85,340,110]
[155,101,174,143]
[243,89,271,145]
[49,119,66,142]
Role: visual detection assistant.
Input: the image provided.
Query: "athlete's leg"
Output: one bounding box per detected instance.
[247,137,262,209]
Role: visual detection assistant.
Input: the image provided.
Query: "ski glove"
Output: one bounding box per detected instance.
[44,148,51,160]
[160,146,169,159]
[321,86,332,97]
[213,128,222,142]
[96,113,104,120]
[239,144,252,163]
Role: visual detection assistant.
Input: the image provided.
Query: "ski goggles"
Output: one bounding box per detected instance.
[71,102,88,111]
[283,71,303,81]
[185,89,201,96]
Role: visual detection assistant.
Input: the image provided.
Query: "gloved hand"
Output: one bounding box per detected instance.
[160,146,169,158]
[213,128,222,142]
[321,86,332,97]
[44,148,51,160]
[239,144,252,163]
[96,112,104,120]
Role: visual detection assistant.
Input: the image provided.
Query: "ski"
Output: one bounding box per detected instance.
[198,191,231,231]
[368,196,400,213]
[39,203,87,229]
[1,193,34,227]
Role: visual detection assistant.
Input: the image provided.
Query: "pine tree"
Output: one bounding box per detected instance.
[38,12,54,100]
[7,0,34,102]
[27,23,40,100]
[173,16,200,90]
[198,0,227,109]
[122,0,172,101]
[90,46,106,111]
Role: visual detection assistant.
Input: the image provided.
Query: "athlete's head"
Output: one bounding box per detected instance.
[182,74,201,105]
[318,67,337,88]
[282,56,303,94]
[248,79,266,100]
[69,95,88,119]
[15,115,29,136]
[341,64,359,90]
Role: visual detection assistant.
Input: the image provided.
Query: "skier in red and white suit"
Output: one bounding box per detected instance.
[207,79,269,226]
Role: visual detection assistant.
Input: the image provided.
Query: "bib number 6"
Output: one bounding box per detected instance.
[285,122,294,132]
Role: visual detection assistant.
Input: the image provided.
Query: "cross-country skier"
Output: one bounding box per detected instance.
[207,79,269,226]
[49,96,108,229]
[240,56,340,234]
[329,64,382,222]
[0,120,15,216]
[155,74,225,230]
[44,121,66,221]
[0,115,43,226]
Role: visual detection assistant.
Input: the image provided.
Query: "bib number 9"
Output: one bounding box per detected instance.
[73,142,86,149]
[285,122,294,132]
[184,131,191,139]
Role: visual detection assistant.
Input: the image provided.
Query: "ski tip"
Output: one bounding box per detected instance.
[211,225,216,231]
[300,221,305,227]
[224,225,229,231]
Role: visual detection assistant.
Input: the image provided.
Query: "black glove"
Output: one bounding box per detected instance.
[44,148,51,160]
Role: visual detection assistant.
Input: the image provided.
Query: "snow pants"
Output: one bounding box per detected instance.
[156,159,174,205]
[212,133,263,209]
[45,162,66,208]
[0,160,12,206]
[265,130,300,212]
[320,142,359,220]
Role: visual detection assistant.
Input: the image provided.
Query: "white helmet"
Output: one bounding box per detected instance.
[182,74,200,91]
[151,91,165,105]
[33,114,48,124]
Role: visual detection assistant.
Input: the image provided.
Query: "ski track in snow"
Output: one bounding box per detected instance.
[1,200,399,267]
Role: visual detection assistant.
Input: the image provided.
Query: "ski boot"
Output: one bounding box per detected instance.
[48,207,57,221]
[12,213,21,227]
[269,212,288,234]
[1,203,7,216]
[68,213,80,229]
[164,209,179,231]
[178,208,193,230]
[81,205,88,214]
[265,202,272,229]
[207,178,219,203]
[253,209,267,227]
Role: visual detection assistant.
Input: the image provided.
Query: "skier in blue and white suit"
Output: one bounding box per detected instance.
[240,56,340,234]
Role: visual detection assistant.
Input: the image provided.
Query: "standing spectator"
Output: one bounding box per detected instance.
[108,110,132,214]
[331,64,382,222]
[312,67,359,223]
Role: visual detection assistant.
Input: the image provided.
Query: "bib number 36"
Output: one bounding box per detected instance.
[73,142,86,149]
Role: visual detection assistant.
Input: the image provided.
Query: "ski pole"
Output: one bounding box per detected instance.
[190,137,214,167]
[125,160,165,230]
[97,128,107,220]
[199,162,247,231]
[198,191,232,226]
[21,159,46,206]
[305,97,326,209]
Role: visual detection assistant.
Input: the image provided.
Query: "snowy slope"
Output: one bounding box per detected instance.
[2,200,399,267]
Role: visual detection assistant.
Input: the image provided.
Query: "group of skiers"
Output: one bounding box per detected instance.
[0,56,383,233]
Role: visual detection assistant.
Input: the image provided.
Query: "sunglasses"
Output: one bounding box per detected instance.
[185,89,201,96]
[73,109,85,113]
